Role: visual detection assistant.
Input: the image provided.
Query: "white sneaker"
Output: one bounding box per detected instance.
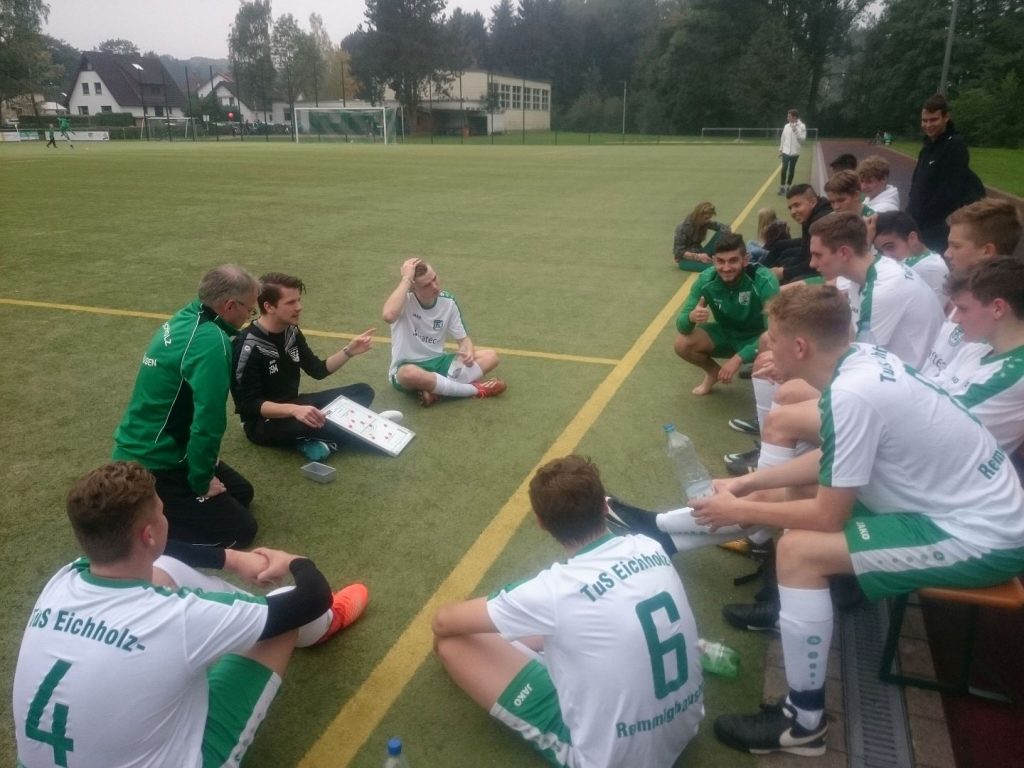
[378,410,404,423]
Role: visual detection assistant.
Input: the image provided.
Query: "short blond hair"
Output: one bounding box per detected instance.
[767,284,851,351]
[947,199,1022,256]
[809,212,869,254]
[857,155,889,181]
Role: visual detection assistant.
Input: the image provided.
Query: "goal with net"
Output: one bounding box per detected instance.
[699,127,819,141]
[292,107,399,144]
[142,116,196,140]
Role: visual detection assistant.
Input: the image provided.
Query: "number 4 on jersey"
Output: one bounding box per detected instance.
[25,659,75,767]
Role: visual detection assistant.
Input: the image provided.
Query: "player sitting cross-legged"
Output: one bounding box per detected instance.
[433,455,704,768]
[12,461,368,768]
[382,257,505,407]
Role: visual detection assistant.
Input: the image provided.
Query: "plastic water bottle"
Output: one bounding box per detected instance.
[697,638,740,678]
[664,424,714,502]
[383,738,411,768]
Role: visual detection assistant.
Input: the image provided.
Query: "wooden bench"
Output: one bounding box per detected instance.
[879,577,1024,701]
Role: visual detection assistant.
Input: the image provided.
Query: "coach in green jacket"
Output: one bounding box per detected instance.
[675,233,780,396]
[113,265,260,547]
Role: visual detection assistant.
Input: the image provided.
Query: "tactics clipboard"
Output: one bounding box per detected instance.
[321,395,415,457]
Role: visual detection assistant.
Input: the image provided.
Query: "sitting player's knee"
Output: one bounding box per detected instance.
[761,408,785,443]
[674,333,695,357]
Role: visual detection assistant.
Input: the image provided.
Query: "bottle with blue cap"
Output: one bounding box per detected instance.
[383,737,411,768]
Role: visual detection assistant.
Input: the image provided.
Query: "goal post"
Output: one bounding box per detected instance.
[142,115,195,141]
[292,107,398,144]
[699,126,819,141]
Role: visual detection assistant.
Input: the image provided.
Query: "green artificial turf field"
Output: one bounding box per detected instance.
[0,139,803,767]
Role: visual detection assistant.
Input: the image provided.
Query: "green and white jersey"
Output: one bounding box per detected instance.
[819,344,1024,551]
[920,316,989,383]
[13,559,268,768]
[848,255,944,369]
[487,533,703,768]
[904,251,949,305]
[388,291,467,378]
[948,346,1024,452]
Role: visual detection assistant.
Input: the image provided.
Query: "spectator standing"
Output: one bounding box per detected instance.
[778,109,807,195]
[908,94,985,253]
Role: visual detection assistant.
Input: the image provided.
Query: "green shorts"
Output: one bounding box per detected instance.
[843,509,1024,601]
[699,322,760,361]
[491,659,573,767]
[202,654,281,767]
[389,353,458,392]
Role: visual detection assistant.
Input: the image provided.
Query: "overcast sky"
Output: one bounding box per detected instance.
[44,0,497,59]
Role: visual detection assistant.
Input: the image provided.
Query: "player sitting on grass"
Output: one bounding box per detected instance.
[382,257,505,407]
[673,201,732,271]
[433,455,703,768]
[675,233,780,396]
[13,461,368,768]
[871,211,949,304]
[231,272,383,463]
[857,155,900,213]
[697,286,1024,757]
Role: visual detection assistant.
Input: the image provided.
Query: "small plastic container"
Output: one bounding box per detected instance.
[300,461,336,484]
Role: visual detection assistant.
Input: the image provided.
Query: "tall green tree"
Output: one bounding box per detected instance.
[271,14,316,113]
[228,0,274,114]
[97,38,139,56]
[447,8,487,71]
[0,0,52,119]
[486,0,517,72]
[349,0,452,129]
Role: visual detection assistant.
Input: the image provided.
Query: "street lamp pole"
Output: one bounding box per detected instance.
[938,0,959,95]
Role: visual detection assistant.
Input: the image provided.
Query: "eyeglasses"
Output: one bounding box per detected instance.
[236,299,258,319]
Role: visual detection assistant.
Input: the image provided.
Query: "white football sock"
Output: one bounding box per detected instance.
[753,377,778,432]
[779,585,832,729]
[757,441,797,471]
[431,373,478,397]
[447,359,483,384]
[268,586,332,647]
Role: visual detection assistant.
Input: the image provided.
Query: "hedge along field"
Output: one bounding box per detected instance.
[0,139,796,767]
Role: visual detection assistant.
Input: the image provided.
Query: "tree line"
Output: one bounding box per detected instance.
[3,0,1021,145]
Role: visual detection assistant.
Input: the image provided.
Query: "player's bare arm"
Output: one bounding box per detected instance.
[432,597,498,638]
[382,258,420,323]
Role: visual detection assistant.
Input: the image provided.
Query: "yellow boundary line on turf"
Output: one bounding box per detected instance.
[0,298,618,367]
[298,165,778,768]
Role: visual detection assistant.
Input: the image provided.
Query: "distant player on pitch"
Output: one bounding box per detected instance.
[382,257,506,407]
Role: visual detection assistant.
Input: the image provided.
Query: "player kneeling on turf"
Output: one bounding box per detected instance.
[13,461,368,768]
[433,455,704,768]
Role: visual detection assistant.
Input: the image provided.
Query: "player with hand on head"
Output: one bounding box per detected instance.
[231,272,385,463]
[382,257,505,407]
[12,461,368,768]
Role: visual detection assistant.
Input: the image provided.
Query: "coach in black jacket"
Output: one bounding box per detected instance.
[908,94,984,253]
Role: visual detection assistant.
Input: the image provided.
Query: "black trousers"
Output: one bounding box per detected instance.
[153,462,257,549]
[243,383,375,450]
[780,154,799,186]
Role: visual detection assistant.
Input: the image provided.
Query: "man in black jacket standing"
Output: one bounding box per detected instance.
[908,94,983,253]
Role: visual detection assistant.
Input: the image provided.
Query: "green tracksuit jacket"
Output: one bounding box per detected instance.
[113,299,238,494]
[675,264,780,362]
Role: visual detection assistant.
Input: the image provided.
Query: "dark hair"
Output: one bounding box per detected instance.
[922,93,950,115]
[786,183,816,200]
[874,211,919,241]
[947,199,1023,257]
[767,284,851,351]
[258,272,306,311]
[66,462,158,564]
[762,219,792,247]
[824,170,860,197]
[528,456,607,546]
[828,154,858,172]
[947,256,1024,319]
[788,109,799,118]
[714,232,747,255]
[809,212,869,254]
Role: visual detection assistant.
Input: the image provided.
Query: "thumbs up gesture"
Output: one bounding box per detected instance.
[690,296,711,325]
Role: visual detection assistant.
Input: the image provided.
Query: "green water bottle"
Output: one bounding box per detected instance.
[698,638,740,678]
